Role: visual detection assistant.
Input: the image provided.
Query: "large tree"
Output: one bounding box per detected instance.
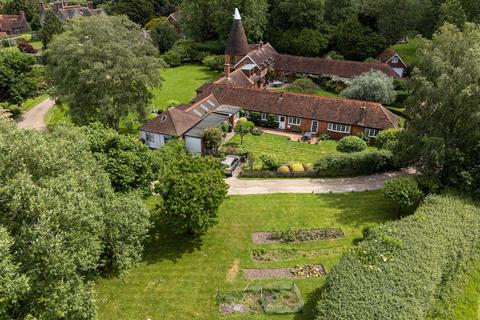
[156,140,228,235]
[439,0,467,27]
[0,51,42,105]
[270,0,325,30]
[181,0,268,42]
[396,23,480,196]
[39,10,63,49]
[0,114,151,318]
[107,0,156,26]
[341,70,397,104]
[46,15,162,129]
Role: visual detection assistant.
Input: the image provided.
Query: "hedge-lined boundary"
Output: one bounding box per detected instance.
[315,195,480,320]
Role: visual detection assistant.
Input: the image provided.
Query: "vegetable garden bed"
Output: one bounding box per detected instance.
[252,247,345,262]
[252,228,344,244]
[244,264,325,280]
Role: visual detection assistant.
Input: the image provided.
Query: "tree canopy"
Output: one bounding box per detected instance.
[0,113,151,318]
[46,15,163,129]
[396,23,480,196]
[341,70,397,104]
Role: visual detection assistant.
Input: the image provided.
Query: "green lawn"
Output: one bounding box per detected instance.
[95,192,397,320]
[392,35,420,66]
[274,87,339,98]
[152,64,221,110]
[229,133,339,168]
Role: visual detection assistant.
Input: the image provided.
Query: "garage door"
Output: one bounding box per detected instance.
[185,136,202,154]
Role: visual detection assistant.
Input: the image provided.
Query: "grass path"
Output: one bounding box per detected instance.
[95,192,397,320]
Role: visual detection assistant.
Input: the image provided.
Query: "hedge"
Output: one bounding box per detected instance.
[315,194,480,320]
[314,150,396,177]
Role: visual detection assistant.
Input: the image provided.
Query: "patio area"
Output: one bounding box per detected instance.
[261,128,320,144]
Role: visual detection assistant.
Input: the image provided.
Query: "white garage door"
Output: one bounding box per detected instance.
[185,136,202,154]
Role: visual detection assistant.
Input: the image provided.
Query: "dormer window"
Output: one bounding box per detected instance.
[391,56,399,63]
[161,115,168,122]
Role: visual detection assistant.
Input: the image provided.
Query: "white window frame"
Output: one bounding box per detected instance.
[365,128,380,138]
[311,120,319,133]
[288,117,301,126]
[327,123,351,133]
[146,132,155,143]
[261,113,267,121]
[391,56,399,63]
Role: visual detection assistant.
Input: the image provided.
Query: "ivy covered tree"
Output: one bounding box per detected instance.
[156,140,228,235]
[46,16,162,130]
[39,10,63,49]
[0,114,151,318]
[396,23,480,196]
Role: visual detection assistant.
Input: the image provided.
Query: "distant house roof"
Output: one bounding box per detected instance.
[274,54,399,79]
[0,13,29,35]
[166,8,181,23]
[377,48,398,63]
[225,8,250,57]
[198,84,399,130]
[215,68,254,88]
[56,7,106,21]
[140,107,201,136]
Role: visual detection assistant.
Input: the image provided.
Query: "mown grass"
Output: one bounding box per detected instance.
[152,64,221,110]
[392,36,420,66]
[95,192,397,320]
[229,133,339,168]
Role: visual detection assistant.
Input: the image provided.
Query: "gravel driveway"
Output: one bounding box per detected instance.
[16,98,55,131]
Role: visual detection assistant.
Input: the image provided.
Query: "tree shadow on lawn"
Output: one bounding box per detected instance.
[294,287,323,320]
[141,224,203,265]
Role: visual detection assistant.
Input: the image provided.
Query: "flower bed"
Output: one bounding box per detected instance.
[252,247,345,262]
[243,264,326,279]
[252,228,344,244]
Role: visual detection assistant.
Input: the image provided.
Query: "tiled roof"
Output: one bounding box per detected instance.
[140,107,201,136]
[0,14,28,34]
[56,7,106,21]
[199,84,398,130]
[215,69,254,88]
[274,54,399,79]
[377,48,397,63]
[225,10,250,56]
[236,43,278,70]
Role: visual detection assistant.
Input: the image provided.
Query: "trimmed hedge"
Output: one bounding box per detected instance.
[316,194,480,320]
[337,136,367,153]
[240,170,317,179]
[314,150,396,177]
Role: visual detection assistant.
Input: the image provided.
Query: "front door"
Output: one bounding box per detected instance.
[277,116,286,129]
[311,120,318,133]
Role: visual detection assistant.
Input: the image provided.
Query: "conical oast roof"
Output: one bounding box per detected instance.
[225,8,250,56]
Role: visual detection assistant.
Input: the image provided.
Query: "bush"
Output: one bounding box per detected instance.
[278,165,290,173]
[319,133,331,141]
[337,136,368,153]
[316,194,480,320]
[383,177,424,214]
[377,129,400,150]
[289,163,305,173]
[151,22,179,53]
[287,77,319,94]
[260,153,280,171]
[202,54,224,72]
[251,127,263,136]
[241,170,317,179]
[163,49,181,67]
[314,150,396,177]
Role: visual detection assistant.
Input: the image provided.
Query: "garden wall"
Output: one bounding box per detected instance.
[315,194,480,320]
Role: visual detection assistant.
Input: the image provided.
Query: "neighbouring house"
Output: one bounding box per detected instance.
[39,0,106,23]
[377,48,408,77]
[139,95,240,153]
[223,9,399,89]
[165,7,182,33]
[0,11,29,36]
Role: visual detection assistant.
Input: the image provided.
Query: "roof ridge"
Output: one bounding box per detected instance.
[184,94,215,112]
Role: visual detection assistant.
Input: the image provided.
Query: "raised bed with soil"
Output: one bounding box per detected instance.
[252,228,344,244]
[244,264,325,280]
[252,247,345,262]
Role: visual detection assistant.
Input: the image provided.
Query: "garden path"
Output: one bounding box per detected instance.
[16,97,55,131]
[226,169,415,195]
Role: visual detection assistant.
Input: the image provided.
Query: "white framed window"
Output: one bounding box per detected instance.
[288,117,301,126]
[365,128,380,138]
[275,115,280,122]
[146,132,155,143]
[391,56,399,63]
[327,123,351,133]
[261,113,267,121]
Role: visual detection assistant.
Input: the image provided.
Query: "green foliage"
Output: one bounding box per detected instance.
[0,50,41,105]
[272,27,329,57]
[270,0,326,30]
[0,115,150,319]
[396,24,480,196]
[314,150,396,177]
[39,10,63,49]
[439,0,467,27]
[151,22,179,53]
[234,117,254,145]
[341,70,397,104]
[145,17,166,31]
[108,0,155,25]
[288,77,320,94]
[337,136,368,153]
[259,153,280,170]
[383,177,424,213]
[47,16,162,130]
[156,140,228,235]
[202,54,224,72]
[316,194,480,320]
[202,126,224,154]
[82,123,159,194]
[377,128,401,150]
[162,48,182,66]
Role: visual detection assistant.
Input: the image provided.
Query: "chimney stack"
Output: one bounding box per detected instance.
[19,11,26,20]
[87,1,95,10]
[39,0,46,13]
